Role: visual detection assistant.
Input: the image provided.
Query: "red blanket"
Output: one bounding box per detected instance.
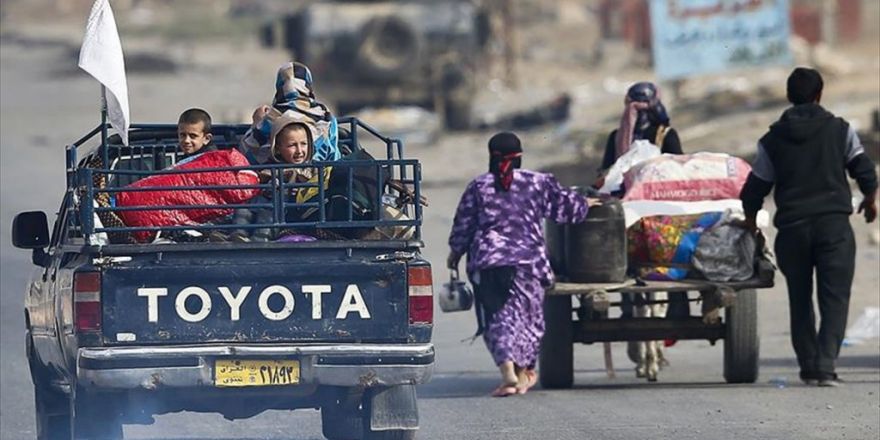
[115,150,260,242]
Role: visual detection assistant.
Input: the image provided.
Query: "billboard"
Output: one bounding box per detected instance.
[650,0,793,80]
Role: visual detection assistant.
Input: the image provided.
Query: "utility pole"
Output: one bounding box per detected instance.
[485,0,519,89]
[500,0,518,89]
[820,0,838,46]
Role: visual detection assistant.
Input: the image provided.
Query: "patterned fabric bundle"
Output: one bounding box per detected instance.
[241,62,340,163]
[626,212,723,280]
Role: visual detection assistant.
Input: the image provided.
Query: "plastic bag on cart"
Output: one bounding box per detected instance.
[622,152,751,202]
[692,210,756,282]
[598,140,660,194]
[627,212,723,280]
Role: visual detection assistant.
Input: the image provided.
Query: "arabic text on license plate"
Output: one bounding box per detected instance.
[215,359,300,387]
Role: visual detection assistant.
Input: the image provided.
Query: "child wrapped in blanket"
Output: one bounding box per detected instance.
[219,116,316,242]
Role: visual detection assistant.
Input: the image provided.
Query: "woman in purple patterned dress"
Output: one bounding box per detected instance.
[447,132,599,397]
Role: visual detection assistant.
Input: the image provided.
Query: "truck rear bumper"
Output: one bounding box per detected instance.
[77,343,434,390]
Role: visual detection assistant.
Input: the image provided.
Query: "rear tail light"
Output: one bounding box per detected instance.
[408,265,433,325]
[74,272,101,332]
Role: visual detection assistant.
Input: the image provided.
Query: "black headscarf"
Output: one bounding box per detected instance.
[488,132,523,191]
[627,82,670,133]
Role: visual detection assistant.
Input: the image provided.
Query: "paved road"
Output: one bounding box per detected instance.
[2,42,879,440]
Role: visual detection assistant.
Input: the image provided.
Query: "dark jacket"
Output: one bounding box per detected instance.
[601,125,682,171]
[741,103,878,227]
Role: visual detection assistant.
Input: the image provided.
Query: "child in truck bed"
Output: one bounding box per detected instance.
[177,108,216,161]
[219,117,316,242]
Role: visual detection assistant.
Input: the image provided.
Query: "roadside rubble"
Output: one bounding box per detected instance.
[791,35,857,77]
[351,106,441,147]
[476,93,572,131]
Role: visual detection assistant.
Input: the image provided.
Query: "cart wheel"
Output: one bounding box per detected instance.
[723,289,759,384]
[539,294,574,389]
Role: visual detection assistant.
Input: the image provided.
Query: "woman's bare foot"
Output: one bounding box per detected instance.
[490,361,520,397]
[490,383,518,397]
[516,369,537,394]
[499,361,518,386]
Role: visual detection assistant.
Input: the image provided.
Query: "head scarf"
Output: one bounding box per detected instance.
[268,116,318,185]
[270,117,314,164]
[252,62,340,162]
[488,132,523,192]
[615,82,670,158]
[274,61,317,109]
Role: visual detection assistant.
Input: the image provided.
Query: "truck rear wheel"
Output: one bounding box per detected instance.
[363,429,415,440]
[724,289,759,384]
[321,402,362,440]
[29,332,72,440]
[35,384,71,440]
[539,295,574,389]
[71,387,124,440]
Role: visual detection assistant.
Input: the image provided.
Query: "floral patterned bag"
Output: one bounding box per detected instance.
[626,212,723,280]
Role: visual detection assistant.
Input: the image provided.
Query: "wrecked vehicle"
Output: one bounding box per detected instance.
[261,0,488,129]
[14,118,433,440]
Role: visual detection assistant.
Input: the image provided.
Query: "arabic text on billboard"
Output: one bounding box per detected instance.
[650,0,793,80]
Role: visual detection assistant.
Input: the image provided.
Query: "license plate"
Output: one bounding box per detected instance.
[214,359,300,387]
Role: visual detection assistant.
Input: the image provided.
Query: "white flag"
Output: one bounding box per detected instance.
[78,0,130,145]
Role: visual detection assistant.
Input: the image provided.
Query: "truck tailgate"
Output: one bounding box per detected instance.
[100,258,409,345]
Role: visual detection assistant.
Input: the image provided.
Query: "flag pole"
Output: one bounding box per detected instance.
[101,85,110,166]
[81,0,130,151]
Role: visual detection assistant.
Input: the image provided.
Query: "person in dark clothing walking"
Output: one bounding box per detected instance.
[740,67,878,387]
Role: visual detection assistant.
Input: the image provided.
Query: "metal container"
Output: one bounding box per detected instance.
[567,197,627,283]
[545,193,627,283]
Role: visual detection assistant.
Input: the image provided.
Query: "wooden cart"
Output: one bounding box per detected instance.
[539,260,775,388]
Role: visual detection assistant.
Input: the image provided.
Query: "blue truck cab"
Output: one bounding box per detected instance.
[12,118,433,440]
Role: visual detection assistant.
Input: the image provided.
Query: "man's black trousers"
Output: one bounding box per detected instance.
[775,213,856,379]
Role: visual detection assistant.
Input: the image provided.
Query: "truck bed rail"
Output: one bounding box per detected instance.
[63,117,423,245]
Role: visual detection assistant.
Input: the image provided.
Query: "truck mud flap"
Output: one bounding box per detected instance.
[366,385,418,431]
